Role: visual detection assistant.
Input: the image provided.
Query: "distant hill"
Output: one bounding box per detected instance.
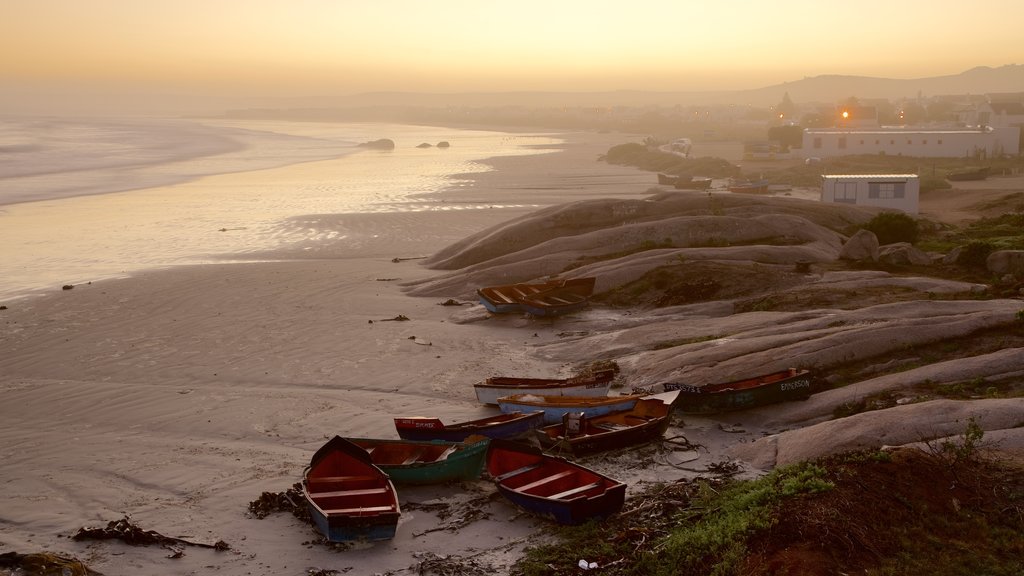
[735,64,1024,105]
[282,65,1023,109]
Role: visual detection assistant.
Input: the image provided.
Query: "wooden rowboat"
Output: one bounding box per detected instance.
[520,285,592,316]
[728,179,770,194]
[302,436,401,542]
[393,411,545,442]
[641,368,814,414]
[534,391,680,455]
[474,367,616,405]
[485,439,626,525]
[476,277,596,315]
[345,436,490,485]
[496,393,642,425]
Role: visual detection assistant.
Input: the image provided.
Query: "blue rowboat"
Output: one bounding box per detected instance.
[393,411,544,442]
[302,436,400,543]
[496,393,641,425]
[344,436,490,485]
[485,439,625,525]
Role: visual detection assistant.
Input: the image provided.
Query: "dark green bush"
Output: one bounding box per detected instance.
[863,212,920,244]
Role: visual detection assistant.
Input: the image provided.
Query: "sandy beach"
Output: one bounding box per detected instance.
[2,126,1023,575]
[0,129,662,575]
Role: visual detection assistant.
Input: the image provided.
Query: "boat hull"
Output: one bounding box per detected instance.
[308,503,399,543]
[657,369,814,414]
[345,437,489,485]
[486,439,625,525]
[302,436,401,543]
[497,394,640,425]
[535,391,679,455]
[394,411,544,442]
[477,277,596,315]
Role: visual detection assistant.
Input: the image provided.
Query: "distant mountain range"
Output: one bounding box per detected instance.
[286,65,1023,109]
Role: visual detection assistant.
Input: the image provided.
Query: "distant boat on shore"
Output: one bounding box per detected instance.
[946,167,990,181]
[728,179,770,194]
[656,174,713,190]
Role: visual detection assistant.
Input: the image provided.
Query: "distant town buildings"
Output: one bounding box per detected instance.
[796,95,1022,159]
[800,125,1020,159]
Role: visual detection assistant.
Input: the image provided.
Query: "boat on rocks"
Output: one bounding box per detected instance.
[474,367,617,406]
[476,277,596,315]
[344,436,490,485]
[485,439,626,525]
[393,411,545,442]
[302,436,401,542]
[638,368,814,414]
[534,391,680,455]
[496,393,642,425]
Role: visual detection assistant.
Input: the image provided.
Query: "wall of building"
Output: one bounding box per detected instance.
[821,174,920,215]
[801,126,1020,158]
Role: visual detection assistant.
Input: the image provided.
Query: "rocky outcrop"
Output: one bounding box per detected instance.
[358,138,395,150]
[987,250,1024,277]
[878,242,932,266]
[838,229,879,261]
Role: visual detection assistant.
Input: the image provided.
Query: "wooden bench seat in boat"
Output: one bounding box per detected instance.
[516,470,574,493]
[312,487,390,498]
[495,463,541,482]
[550,481,601,500]
[322,505,395,514]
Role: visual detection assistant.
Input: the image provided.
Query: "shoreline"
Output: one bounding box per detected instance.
[0,128,657,576]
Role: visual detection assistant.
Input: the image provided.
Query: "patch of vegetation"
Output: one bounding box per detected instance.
[512,448,1024,576]
[860,211,920,244]
[918,211,1024,266]
[650,334,720,350]
[511,462,834,576]
[602,142,742,178]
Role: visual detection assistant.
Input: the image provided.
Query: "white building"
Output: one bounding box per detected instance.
[801,126,1019,159]
[821,174,920,215]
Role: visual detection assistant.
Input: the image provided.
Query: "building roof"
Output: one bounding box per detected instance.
[822,174,919,179]
[805,127,991,135]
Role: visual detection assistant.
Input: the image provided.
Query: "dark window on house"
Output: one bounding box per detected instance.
[813,137,822,149]
[838,137,847,149]
[868,182,905,199]
[834,181,858,203]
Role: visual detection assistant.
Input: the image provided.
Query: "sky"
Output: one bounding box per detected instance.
[2,0,1023,109]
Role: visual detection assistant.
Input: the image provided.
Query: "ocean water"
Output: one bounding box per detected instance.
[0,118,560,301]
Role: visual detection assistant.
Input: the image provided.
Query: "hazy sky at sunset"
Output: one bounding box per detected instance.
[3,0,1023,101]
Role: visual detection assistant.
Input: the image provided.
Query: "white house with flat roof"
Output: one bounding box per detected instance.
[802,126,1019,159]
[821,174,919,215]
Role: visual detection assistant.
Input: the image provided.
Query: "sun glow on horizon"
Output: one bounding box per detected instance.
[3,0,1023,104]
